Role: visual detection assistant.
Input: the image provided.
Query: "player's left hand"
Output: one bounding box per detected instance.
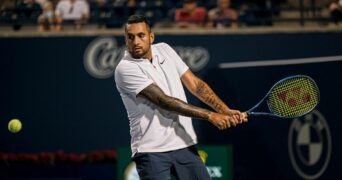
[226,109,248,124]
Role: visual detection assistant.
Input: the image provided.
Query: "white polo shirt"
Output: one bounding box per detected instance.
[55,0,89,20]
[115,42,197,156]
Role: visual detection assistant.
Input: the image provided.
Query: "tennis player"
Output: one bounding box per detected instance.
[115,15,247,180]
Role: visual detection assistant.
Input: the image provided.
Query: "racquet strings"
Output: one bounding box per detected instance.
[268,77,319,118]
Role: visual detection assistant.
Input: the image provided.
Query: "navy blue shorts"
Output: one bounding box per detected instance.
[132,145,211,180]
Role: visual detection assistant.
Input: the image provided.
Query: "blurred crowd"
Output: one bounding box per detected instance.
[0,0,341,31]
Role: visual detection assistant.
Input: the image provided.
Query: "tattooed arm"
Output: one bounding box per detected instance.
[138,83,236,129]
[181,70,246,123]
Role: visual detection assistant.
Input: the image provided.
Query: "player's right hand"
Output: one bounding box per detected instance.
[208,112,238,130]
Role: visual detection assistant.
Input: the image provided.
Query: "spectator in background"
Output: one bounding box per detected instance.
[16,0,41,10]
[90,0,109,27]
[207,0,238,28]
[112,0,126,7]
[329,0,342,25]
[35,0,47,6]
[55,0,90,31]
[1,0,15,9]
[174,0,206,28]
[0,0,16,23]
[37,0,55,31]
[112,0,136,7]
[15,0,42,19]
[12,0,41,30]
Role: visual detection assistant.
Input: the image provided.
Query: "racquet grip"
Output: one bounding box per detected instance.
[242,112,248,119]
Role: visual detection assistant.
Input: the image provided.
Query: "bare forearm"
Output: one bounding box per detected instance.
[139,84,212,120]
[158,95,212,120]
[139,83,243,129]
[194,79,230,114]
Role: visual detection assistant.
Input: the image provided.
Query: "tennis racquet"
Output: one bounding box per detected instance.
[244,75,320,118]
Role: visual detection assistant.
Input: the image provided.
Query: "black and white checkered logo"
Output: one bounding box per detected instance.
[288,110,331,179]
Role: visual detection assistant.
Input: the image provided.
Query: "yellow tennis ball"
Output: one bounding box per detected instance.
[8,119,22,133]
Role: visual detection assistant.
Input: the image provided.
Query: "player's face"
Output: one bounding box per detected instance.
[125,22,154,60]
[184,2,196,12]
[218,0,229,9]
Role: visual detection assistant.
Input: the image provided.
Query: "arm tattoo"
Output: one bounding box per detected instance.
[195,80,229,114]
[138,84,212,120]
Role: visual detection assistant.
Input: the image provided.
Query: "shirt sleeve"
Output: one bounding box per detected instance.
[160,43,189,77]
[115,61,153,96]
[174,9,182,21]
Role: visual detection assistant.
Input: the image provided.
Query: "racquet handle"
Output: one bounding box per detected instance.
[242,112,248,119]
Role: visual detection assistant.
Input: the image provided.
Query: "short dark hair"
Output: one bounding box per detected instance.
[125,15,152,32]
[184,0,196,3]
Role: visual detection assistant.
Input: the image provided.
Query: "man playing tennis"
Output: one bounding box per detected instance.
[115,15,247,180]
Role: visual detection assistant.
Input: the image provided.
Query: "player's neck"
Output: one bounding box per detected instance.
[145,50,153,62]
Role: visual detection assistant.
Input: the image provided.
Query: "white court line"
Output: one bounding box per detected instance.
[218,55,342,69]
